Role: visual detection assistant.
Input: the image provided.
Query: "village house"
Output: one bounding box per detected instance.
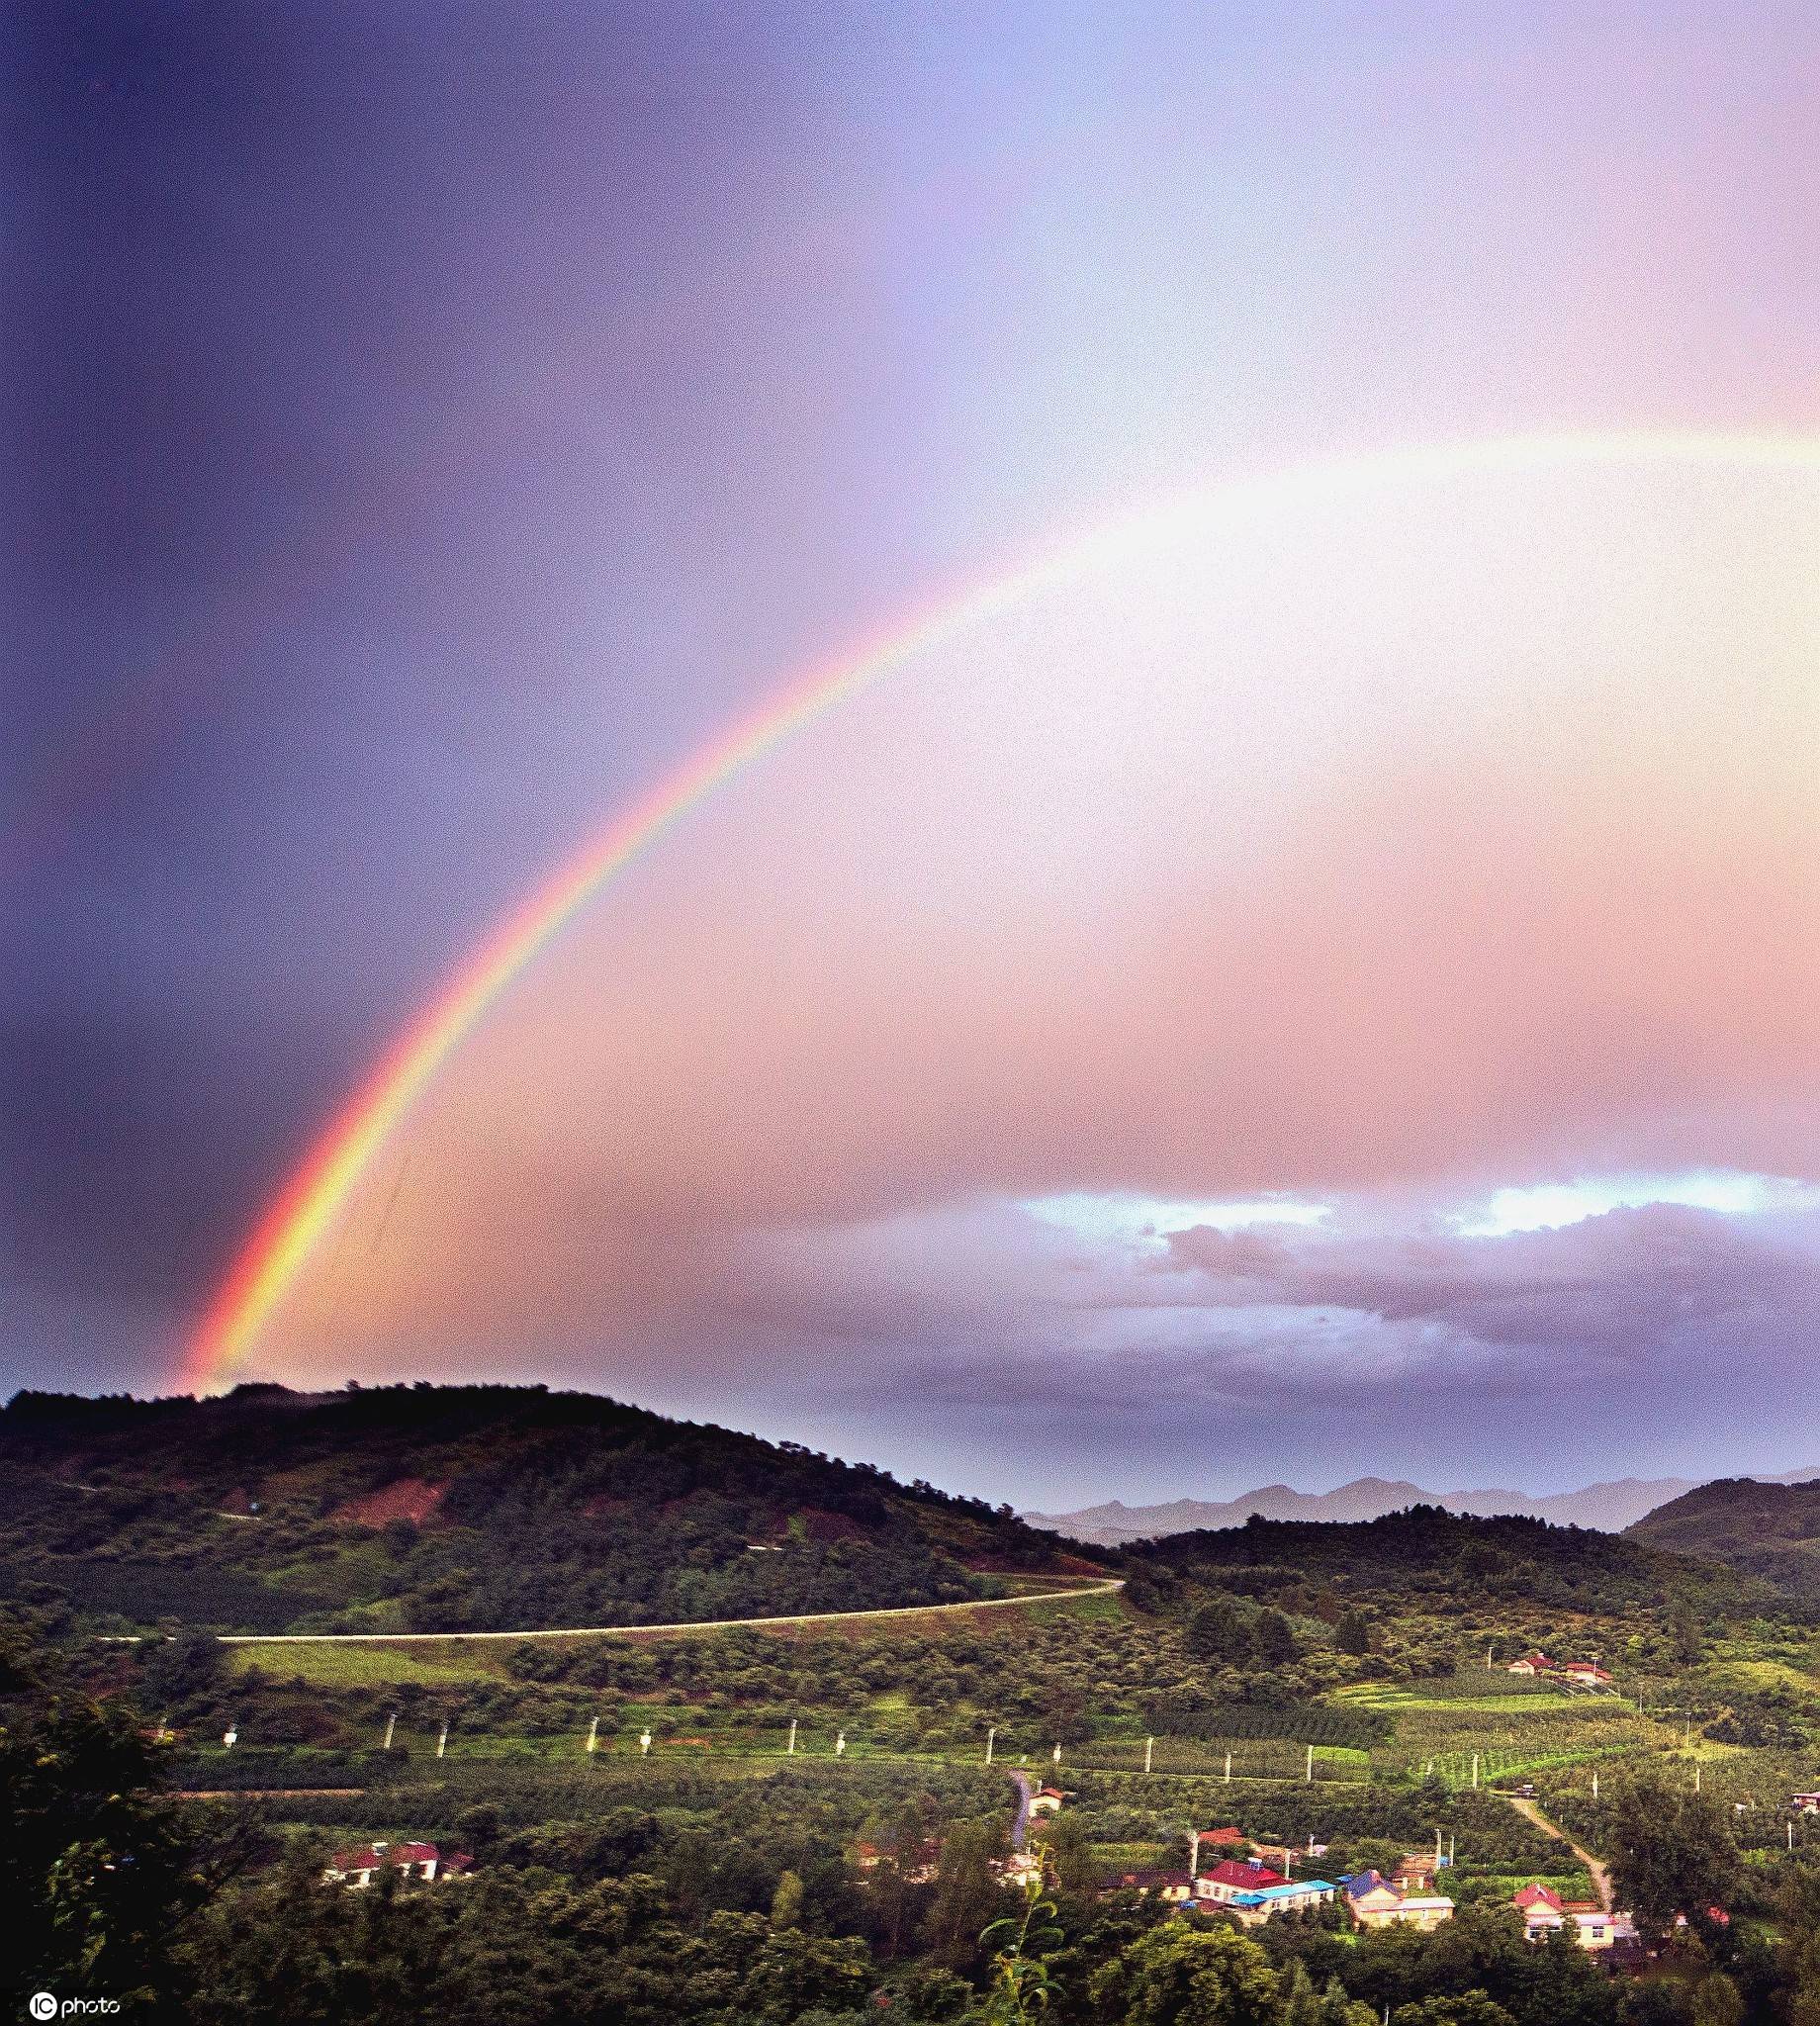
[1392,1852,1445,1892]
[1559,1662,1615,1687]
[1506,1653,1554,1676]
[1189,1858,1336,1923]
[1511,1883,1636,1951]
[1343,1870,1455,1932]
[1099,1869,1196,1904]
[853,1837,938,1885]
[1789,1791,1820,1815]
[1220,1878,1338,1926]
[1194,1858,1289,1905]
[1027,1786,1069,1819]
[322,1841,472,1889]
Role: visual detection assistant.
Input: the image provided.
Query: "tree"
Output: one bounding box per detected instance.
[1391,1997,1516,2026]
[1253,1610,1300,1668]
[923,1822,1006,1968]
[1187,1599,1251,1665]
[1687,1975,1743,2026]
[1776,1866,1820,2026]
[1605,1775,1739,1943]
[1088,1921,1283,2026]
[1334,1612,1371,1657]
[771,1869,804,1928]
[1669,1611,1703,1668]
[1320,1976,1378,2024]
[0,1635,220,2016]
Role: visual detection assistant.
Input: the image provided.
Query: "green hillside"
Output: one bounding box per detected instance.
[1626,1477,1820,1610]
[0,1383,1095,1636]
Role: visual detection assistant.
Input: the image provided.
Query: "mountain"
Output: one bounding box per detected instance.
[1026,1467,1820,1544]
[1625,1476,1820,1610]
[0,1383,1095,1636]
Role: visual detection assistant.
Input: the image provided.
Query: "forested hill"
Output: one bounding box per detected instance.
[0,1383,1097,1636]
[1627,1476,1820,1610]
[1120,1502,1784,1622]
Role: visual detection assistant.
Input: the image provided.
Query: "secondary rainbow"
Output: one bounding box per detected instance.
[182,429,1820,1392]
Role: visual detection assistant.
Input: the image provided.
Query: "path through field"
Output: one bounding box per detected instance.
[1506,1794,1612,1909]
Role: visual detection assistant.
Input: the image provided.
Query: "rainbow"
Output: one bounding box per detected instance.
[182,429,1820,1392]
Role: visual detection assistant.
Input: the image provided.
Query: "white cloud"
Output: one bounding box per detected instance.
[1455,1169,1820,1236]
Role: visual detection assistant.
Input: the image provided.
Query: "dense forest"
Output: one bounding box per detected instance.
[1628,1482,1820,1612]
[0,1385,1089,1633]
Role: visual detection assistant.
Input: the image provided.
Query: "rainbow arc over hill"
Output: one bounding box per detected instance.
[181,430,1820,1393]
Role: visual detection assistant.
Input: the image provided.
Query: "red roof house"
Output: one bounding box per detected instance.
[323,1840,472,1888]
[1196,1858,1289,1903]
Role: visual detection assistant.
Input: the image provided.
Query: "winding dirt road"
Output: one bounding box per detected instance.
[1506,1794,1612,1910]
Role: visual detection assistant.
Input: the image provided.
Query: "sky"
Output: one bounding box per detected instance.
[6,2,1819,1510]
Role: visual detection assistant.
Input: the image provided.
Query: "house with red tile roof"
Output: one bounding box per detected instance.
[1511,1883,1635,1951]
[1195,1858,1288,1904]
[323,1840,472,1888]
[1506,1653,1554,1676]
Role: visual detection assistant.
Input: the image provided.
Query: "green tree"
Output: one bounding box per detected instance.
[1391,1997,1516,2026]
[1187,1599,1250,1664]
[0,1635,228,2016]
[1253,1610,1300,1667]
[1088,1921,1283,2026]
[1320,1976,1377,2024]
[1605,1775,1739,1943]
[1777,1866,1820,2026]
[1687,1974,1743,2026]
[1334,1612,1371,1657]
[924,1822,1006,1968]
[1669,1610,1703,1668]
[771,1868,805,1928]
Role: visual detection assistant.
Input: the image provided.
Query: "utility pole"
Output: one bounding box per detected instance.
[836,1729,847,1757]
[984,1725,995,1764]
[223,1722,237,1750]
[639,1729,652,1758]
[1306,1744,1315,1784]
[1143,1735,1154,1774]
[1592,1770,1599,1799]
[1694,1765,1701,1795]
[436,1720,448,1760]
[383,1711,397,1752]
[1471,1753,1480,1791]
[1052,1742,1062,1767]
[1224,1750,1232,1784]
[1190,1830,1201,1883]
[788,1718,798,1756]
[586,1715,599,1754]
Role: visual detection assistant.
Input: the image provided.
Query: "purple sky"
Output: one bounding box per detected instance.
[6,3,1818,1508]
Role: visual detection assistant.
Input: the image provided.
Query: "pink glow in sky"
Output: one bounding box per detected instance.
[242,450,1820,1503]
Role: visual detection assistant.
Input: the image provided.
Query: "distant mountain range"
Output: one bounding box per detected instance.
[1025,1467,1820,1544]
